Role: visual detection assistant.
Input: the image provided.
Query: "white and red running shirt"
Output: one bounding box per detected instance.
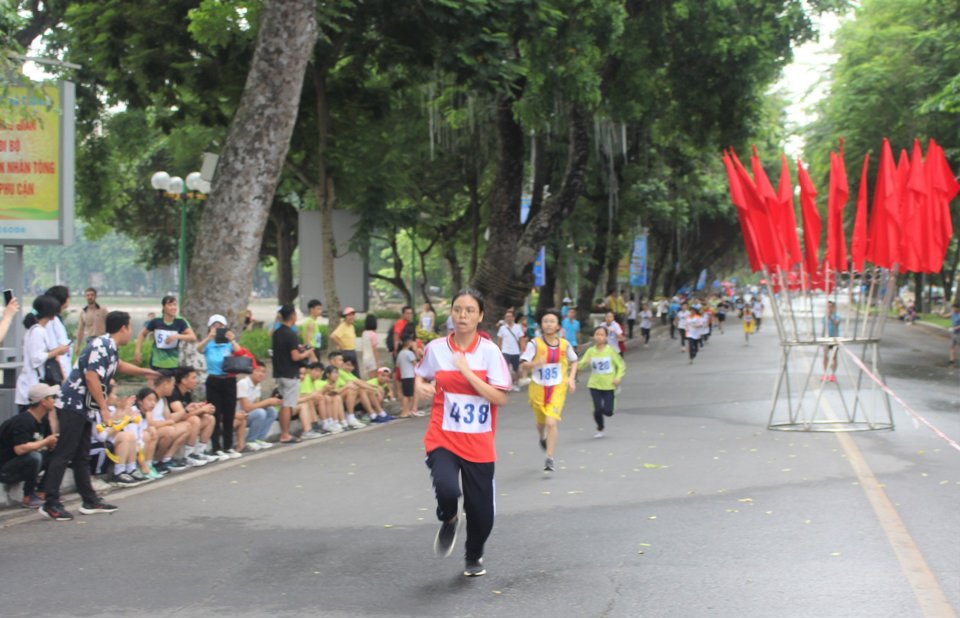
[416,333,512,463]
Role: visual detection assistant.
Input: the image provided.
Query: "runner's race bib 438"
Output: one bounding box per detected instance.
[441,392,492,434]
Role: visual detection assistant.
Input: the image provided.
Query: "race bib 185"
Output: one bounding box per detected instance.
[533,363,563,386]
[441,392,492,434]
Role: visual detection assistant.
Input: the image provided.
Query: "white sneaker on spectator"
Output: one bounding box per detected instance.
[302,430,324,440]
[185,454,206,467]
[242,442,261,452]
[347,417,365,429]
[225,449,242,459]
[200,452,220,463]
[256,440,274,449]
[328,423,344,434]
[214,450,232,462]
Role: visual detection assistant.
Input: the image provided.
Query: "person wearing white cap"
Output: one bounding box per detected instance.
[0,383,59,508]
[198,314,242,460]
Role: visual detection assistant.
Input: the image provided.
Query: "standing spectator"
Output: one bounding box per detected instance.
[236,363,280,451]
[639,302,653,345]
[300,299,324,349]
[668,297,681,339]
[419,302,436,334]
[0,293,19,343]
[272,304,314,443]
[415,288,512,577]
[496,309,525,391]
[75,287,108,358]
[15,295,70,414]
[625,294,638,339]
[392,306,414,357]
[949,303,960,365]
[560,307,581,350]
[43,285,72,378]
[134,296,197,373]
[359,314,380,378]
[330,307,359,375]
[396,336,419,418]
[822,300,840,381]
[0,383,58,508]
[39,311,158,521]
[198,315,241,459]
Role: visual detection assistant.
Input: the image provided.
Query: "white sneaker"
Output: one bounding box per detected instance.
[243,442,261,452]
[185,454,206,467]
[256,440,274,450]
[348,418,365,429]
[593,431,605,439]
[302,430,324,440]
[328,423,344,434]
[226,449,242,459]
[213,450,232,462]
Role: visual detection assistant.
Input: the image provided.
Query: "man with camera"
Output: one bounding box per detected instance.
[272,304,318,444]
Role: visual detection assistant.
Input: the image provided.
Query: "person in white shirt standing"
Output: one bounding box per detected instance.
[625,294,638,339]
[496,309,526,392]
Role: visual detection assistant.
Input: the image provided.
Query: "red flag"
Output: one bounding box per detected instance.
[826,146,849,279]
[866,139,900,269]
[723,150,762,272]
[925,139,959,272]
[797,159,821,280]
[778,154,803,267]
[894,149,922,272]
[751,146,787,270]
[850,153,870,272]
[731,149,780,270]
[901,140,929,273]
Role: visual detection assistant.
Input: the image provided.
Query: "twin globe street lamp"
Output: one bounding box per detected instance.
[149,170,210,302]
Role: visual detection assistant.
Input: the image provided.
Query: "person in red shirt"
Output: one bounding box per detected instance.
[415,288,511,577]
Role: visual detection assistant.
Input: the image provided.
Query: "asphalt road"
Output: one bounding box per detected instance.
[1,314,957,618]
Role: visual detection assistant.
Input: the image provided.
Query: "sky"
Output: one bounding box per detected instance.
[777,11,845,158]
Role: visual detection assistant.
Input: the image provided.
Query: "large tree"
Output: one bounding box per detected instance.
[181,0,316,328]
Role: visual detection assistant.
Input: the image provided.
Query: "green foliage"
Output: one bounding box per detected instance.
[118,337,152,366]
[237,327,271,360]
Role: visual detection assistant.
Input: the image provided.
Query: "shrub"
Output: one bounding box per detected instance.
[238,328,273,360]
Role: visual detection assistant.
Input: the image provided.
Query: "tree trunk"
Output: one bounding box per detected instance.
[273,199,299,305]
[577,202,611,326]
[182,0,316,330]
[471,101,591,330]
[442,241,464,296]
[313,66,344,331]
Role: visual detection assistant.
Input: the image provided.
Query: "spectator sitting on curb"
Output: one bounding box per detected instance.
[337,355,387,424]
[168,366,218,466]
[91,384,147,487]
[367,367,396,407]
[0,383,59,508]
[236,363,280,452]
[147,374,191,473]
[297,364,327,439]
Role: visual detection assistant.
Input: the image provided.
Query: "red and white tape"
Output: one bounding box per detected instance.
[839,343,960,453]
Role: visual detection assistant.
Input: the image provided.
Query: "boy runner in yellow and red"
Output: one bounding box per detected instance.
[520,310,578,472]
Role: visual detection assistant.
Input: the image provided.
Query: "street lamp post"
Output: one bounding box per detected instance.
[150,170,209,302]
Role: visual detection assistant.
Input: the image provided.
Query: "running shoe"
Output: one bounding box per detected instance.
[347,418,365,429]
[213,450,232,462]
[21,494,43,508]
[434,516,459,558]
[593,431,605,439]
[39,501,73,521]
[302,430,324,440]
[144,465,164,480]
[152,461,171,475]
[165,459,188,472]
[225,449,243,459]
[130,469,151,483]
[539,437,547,451]
[463,557,486,577]
[828,374,837,382]
[79,500,119,515]
[544,457,555,472]
[412,410,427,417]
[328,423,344,434]
[256,440,274,450]
[242,442,261,453]
[185,454,207,468]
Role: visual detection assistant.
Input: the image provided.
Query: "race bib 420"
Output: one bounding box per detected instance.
[441,392,492,434]
[591,358,613,374]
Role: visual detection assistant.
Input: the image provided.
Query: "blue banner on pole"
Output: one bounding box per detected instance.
[520,196,532,224]
[696,268,708,291]
[533,246,546,287]
[629,235,648,287]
